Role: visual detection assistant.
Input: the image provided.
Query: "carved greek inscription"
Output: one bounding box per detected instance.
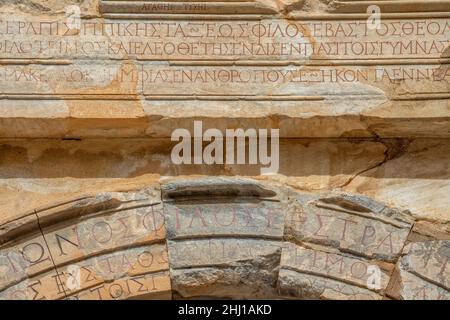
[0,16,447,60]
[168,239,282,269]
[42,204,166,266]
[0,234,54,290]
[67,272,171,300]
[281,243,391,290]
[56,245,169,296]
[0,269,66,300]
[164,201,285,239]
[286,200,411,261]
[401,241,449,290]
[278,269,383,300]
[2,63,447,97]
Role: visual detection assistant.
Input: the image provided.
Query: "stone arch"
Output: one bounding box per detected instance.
[0,177,448,300]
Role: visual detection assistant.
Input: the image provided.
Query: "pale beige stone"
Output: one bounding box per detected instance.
[0,0,449,301]
[280,243,392,292]
[344,139,450,222]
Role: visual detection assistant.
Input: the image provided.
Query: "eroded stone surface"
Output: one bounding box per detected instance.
[0,1,448,138]
[0,0,449,301]
[0,175,449,300]
[278,269,383,300]
[0,187,171,300]
[67,272,172,300]
[170,239,282,299]
[0,231,55,291]
[164,201,285,240]
[285,193,413,261]
[59,245,170,300]
[280,243,392,293]
[387,268,450,300]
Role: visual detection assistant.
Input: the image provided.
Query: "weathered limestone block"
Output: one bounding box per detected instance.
[343,139,450,223]
[67,272,171,300]
[169,239,282,299]
[278,242,392,299]
[0,186,171,300]
[41,202,166,266]
[285,192,413,261]
[162,177,280,200]
[164,200,285,240]
[0,0,99,17]
[0,1,448,139]
[162,177,286,298]
[1,175,449,299]
[0,230,55,291]
[0,269,67,300]
[402,241,449,289]
[386,268,450,300]
[3,62,448,104]
[408,221,450,243]
[0,0,449,301]
[0,213,42,246]
[387,240,450,300]
[278,269,383,300]
[60,245,171,300]
[0,139,387,194]
[0,245,171,300]
[169,239,282,269]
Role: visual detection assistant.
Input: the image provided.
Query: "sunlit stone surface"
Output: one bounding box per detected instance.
[0,0,448,300]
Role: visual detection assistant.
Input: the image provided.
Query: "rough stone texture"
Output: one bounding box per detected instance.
[0,0,449,300]
[285,192,413,261]
[0,1,449,139]
[0,176,449,299]
[280,243,392,292]
[278,269,384,300]
[0,186,170,300]
[162,177,286,299]
[386,240,450,300]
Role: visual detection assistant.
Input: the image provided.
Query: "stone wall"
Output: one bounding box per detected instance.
[0,178,448,299]
[0,0,449,300]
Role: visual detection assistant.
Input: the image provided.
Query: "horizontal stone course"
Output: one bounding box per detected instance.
[0,176,448,299]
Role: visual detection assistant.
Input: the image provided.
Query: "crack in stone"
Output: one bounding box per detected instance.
[339,138,413,188]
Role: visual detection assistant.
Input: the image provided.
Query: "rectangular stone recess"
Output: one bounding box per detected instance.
[100,1,450,15]
[278,242,391,299]
[100,1,279,15]
[285,195,412,261]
